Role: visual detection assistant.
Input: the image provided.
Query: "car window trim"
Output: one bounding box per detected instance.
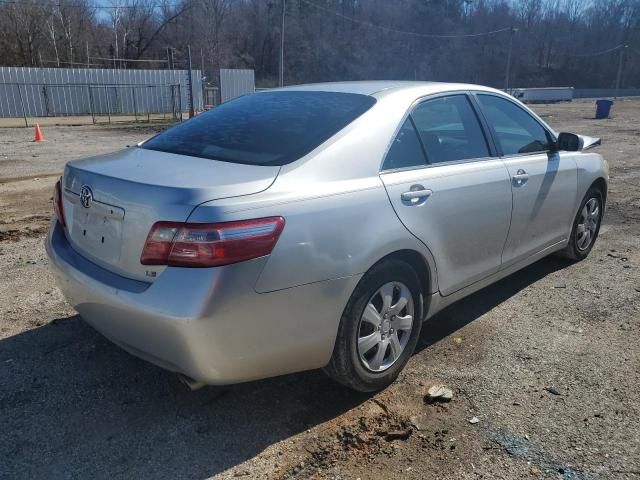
[407,114,431,165]
[380,155,506,175]
[380,110,428,173]
[379,91,498,174]
[470,91,557,159]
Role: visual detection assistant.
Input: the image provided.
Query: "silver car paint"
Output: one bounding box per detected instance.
[47,220,361,383]
[381,159,512,296]
[47,81,608,385]
[62,148,280,281]
[500,151,578,267]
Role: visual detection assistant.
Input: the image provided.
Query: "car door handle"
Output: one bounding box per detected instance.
[512,169,529,186]
[401,187,433,204]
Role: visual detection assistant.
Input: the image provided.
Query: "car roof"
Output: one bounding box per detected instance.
[277,80,502,97]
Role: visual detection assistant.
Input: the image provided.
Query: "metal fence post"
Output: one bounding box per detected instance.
[170,84,176,120]
[106,87,112,124]
[42,85,50,116]
[16,84,28,127]
[87,84,96,124]
[132,86,138,122]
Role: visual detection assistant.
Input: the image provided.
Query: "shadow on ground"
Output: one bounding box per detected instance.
[0,315,369,479]
[419,255,571,350]
[0,256,571,479]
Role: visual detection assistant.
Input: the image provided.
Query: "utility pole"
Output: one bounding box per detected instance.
[200,48,205,78]
[279,0,286,87]
[187,45,195,118]
[200,47,206,108]
[615,45,628,99]
[113,6,119,70]
[504,27,517,92]
[166,47,174,70]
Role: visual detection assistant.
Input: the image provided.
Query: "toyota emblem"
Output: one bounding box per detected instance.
[80,185,93,208]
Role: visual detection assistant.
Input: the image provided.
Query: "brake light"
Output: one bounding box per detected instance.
[53,179,66,227]
[140,217,285,267]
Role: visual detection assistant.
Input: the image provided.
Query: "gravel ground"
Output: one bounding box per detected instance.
[0,99,638,480]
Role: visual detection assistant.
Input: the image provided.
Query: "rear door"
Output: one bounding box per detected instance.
[380,93,512,296]
[475,94,578,267]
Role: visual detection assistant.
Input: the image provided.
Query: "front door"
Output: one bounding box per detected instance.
[475,94,578,266]
[381,94,512,296]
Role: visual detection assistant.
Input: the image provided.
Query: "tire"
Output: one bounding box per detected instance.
[560,187,603,261]
[323,259,423,392]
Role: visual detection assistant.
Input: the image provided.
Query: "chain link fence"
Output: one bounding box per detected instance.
[0,66,202,126]
[3,82,182,126]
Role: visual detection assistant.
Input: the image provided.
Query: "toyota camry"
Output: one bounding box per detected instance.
[46,81,608,391]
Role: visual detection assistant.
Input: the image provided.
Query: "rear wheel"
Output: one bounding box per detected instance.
[324,259,423,392]
[560,187,603,261]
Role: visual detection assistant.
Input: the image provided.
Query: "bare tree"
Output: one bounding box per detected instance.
[0,0,638,89]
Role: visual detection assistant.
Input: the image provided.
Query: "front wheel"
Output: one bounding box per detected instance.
[560,187,603,261]
[323,259,423,392]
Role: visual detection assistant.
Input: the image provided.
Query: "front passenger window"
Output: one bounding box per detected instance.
[477,94,551,155]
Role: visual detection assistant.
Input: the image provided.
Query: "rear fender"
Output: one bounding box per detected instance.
[189,184,438,294]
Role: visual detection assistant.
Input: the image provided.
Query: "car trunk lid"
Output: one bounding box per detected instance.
[61,147,279,282]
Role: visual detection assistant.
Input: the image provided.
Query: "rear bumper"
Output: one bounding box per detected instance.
[46,220,360,384]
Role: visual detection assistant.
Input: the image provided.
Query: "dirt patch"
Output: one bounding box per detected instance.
[0,123,167,241]
[0,123,165,179]
[279,396,416,478]
[0,177,56,241]
[0,173,61,184]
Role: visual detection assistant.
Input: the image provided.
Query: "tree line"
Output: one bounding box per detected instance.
[0,0,638,90]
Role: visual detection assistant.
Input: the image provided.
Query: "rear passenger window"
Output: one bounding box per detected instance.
[410,95,490,164]
[477,94,551,155]
[382,118,427,170]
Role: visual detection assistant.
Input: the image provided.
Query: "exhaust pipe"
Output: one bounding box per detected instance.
[177,374,206,391]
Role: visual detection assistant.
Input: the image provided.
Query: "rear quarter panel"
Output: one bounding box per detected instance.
[189,182,438,294]
[189,90,442,295]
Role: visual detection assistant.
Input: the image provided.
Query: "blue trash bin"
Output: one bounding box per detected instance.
[595,99,613,119]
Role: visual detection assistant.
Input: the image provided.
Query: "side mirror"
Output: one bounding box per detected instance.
[555,132,601,152]
[556,132,583,151]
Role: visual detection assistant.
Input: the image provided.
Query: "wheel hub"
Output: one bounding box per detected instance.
[381,319,391,336]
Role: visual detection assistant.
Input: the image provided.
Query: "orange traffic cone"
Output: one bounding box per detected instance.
[33,123,45,142]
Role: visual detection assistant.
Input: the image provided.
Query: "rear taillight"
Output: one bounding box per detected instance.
[53,179,66,227]
[140,216,285,267]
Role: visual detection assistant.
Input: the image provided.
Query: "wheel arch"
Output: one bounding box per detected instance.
[590,177,608,206]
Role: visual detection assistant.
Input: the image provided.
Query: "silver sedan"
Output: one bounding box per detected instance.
[46,82,608,391]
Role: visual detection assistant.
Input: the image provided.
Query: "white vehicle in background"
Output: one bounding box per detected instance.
[511,87,574,103]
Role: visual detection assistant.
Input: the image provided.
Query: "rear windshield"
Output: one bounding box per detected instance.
[141,91,376,166]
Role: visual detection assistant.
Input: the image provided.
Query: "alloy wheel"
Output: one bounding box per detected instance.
[357,281,414,372]
[576,197,600,251]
